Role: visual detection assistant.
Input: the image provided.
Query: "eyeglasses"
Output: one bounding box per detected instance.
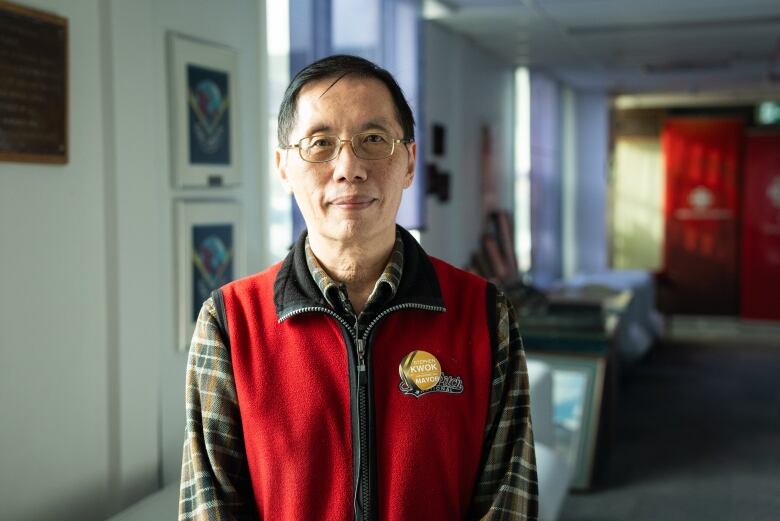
[283,131,414,163]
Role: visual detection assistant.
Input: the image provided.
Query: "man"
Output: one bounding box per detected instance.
[179,55,538,520]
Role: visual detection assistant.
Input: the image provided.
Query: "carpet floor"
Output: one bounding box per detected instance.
[558,339,780,521]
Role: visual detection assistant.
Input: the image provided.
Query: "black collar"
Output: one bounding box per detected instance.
[273,226,444,321]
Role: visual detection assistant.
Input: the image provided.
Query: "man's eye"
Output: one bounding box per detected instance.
[363,133,387,144]
[310,137,334,148]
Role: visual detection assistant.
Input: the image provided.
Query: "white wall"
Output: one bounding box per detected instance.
[0,1,266,519]
[420,24,608,282]
[0,2,111,520]
[141,0,267,489]
[421,21,514,267]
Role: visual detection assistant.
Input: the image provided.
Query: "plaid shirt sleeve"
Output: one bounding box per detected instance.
[179,298,257,521]
[470,291,539,520]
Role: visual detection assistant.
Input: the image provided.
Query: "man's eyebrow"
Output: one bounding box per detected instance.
[302,124,333,136]
[359,119,395,132]
[301,119,396,137]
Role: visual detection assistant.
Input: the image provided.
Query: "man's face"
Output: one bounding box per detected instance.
[276,75,416,247]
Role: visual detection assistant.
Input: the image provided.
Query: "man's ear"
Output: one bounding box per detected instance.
[275,148,293,194]
[403,142,417,189]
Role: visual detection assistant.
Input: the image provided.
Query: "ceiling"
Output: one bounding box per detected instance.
[424,0,780,99]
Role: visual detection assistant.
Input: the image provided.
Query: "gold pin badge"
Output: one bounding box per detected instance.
[398,350,465,398]
[398,350,442,397]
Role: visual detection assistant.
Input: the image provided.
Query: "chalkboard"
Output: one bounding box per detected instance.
[0,1,67,164]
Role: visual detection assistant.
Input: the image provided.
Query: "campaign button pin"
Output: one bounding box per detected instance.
[399,350,442,394]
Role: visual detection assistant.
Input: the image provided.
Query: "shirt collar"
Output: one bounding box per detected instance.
[273,226,444,322]
[304,230,404,310]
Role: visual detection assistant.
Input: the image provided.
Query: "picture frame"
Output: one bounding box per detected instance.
[168,33,239,188]
[176,201,245,351]
[527,353,606,490]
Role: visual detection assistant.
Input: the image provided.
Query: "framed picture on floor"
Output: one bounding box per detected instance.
[168,33,239,188]
[176,201,244,351]
[527,353,606,490]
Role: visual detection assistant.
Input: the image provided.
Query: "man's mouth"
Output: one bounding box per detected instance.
[329,195,377,209]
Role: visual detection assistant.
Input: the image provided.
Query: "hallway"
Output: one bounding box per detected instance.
[560,339,780,521]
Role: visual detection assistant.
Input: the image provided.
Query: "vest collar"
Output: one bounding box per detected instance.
[273,226,445,321]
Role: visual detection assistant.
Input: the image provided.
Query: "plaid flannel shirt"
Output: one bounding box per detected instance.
[179,233,538,520]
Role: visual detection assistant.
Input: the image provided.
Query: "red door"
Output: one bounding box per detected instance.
[741,132,780,320]
[661,118,743,315]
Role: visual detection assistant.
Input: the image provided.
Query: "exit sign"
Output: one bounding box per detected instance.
[757,102,780,125]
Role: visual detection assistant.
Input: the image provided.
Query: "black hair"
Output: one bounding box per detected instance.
[277,54,415,146]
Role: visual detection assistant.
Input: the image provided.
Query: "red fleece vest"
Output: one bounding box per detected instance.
[221,257,492,520]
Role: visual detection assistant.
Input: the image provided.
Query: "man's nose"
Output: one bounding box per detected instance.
[332,141,367,183]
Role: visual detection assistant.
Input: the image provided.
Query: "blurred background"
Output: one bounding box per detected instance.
[0,0,778,520]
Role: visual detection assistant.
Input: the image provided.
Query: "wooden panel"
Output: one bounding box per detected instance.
[0,1,68,164]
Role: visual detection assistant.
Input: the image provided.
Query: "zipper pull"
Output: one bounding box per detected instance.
[357,337,366,373]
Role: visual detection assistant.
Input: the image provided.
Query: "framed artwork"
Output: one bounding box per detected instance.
[176,201,244,351]
[168,33,239,187]
[527,353,606,490]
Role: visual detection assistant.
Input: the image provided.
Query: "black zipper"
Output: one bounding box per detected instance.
[279,302,445,520]
[353,302,446,521]
[277,306,355,335]
[355,329,369,521]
